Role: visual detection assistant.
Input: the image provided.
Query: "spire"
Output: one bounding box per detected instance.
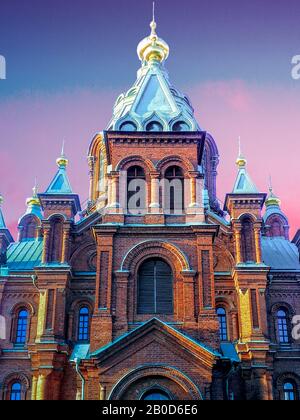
[0,194,6,229]
[137,3,169,64]
[56,138,69,169]
[232,138,259,194]
[45,143,73,194]
[24,181,43,219]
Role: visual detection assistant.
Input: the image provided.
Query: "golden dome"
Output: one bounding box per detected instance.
[26,184,40,208]
[265,187,281,207]
[236,155,247,168]
[137,18,169,63]
[56,155,69,168]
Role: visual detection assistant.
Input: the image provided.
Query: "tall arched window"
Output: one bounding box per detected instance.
[277,309,289,343]
[48,217,63,263]
[78,307,90,342]
[217,307,228,341]
[284,382,296,400]
[241,216,255,262]
[164,166,184,214]
[15,309,28,344]
[10,382,22,400]
[137,259,173,315]
[127,166,146,214]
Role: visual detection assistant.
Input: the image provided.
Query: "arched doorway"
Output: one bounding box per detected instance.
[108,366,203,400]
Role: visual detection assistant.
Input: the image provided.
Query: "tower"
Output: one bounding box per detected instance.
[224,146,271,399]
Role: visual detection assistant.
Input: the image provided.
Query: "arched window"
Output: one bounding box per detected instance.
[217,307,228,341]
[164,166,184,214]
[120,121,137,132]
[172,121,190,132]
[141,389,171,400]
[284,382,296,400]
[15,309,28,344]
[241,216,255,262]
[10,382,22,400]
[78,307,90,342]
[137,259,173,315]
[146,121,163,132]
[127,166,146,214]
[48,217,63,263]
[277,309,289,343]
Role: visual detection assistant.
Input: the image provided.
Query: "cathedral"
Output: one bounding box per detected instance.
[0,15,300,401]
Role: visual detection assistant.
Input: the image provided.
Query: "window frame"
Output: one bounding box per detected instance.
[15,309,29,345]
[77,306,90,342]
[217,307,228,341]
[10,382,22,401]
[277,309,290,344]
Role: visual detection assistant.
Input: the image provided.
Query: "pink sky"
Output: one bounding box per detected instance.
[0,80,299,239]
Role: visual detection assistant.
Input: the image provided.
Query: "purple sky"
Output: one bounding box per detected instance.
[0,0,299,238]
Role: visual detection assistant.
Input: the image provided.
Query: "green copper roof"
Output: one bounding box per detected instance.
[45,166,73,195]
[6,239,43,271]
[232,166,259,194]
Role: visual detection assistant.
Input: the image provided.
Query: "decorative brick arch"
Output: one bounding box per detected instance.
[274,372,300,400]
[156,155,195,174]
[2,372,31,400]
[115,155,155,173]
[121,240,191,273]
[108,365,203,400]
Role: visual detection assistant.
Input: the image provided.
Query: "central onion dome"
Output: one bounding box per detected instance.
[137,19,169,63]
[107,9,200,132]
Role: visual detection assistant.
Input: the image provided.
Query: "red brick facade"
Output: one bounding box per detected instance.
[0,127,299,401]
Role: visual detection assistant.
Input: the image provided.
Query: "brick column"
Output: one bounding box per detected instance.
[61,224,71,264]
[114,271,129,338]
[88,155,95,202]
[36,373,47,400]
[149,172,160,210]
[254,224,262,264]
[110,171,120,208]
[182,271,196,321]
[233,223,242,264]
[41,225,50,264]
[31,375,38,400]
[188,172,200,208]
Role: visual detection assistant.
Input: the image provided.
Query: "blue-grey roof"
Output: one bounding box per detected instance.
[263,204,288,223]
[70,344,90,362]
[6,239,43,271]
[220,343,240,363]
[261,237,300,271]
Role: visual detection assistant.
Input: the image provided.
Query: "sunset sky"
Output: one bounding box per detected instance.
[0,0,299,238]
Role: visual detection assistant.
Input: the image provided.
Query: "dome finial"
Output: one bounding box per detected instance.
[56,138,69,168]
[137,2,169,64]
[26,179,41,208]
[236,136,247,167]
